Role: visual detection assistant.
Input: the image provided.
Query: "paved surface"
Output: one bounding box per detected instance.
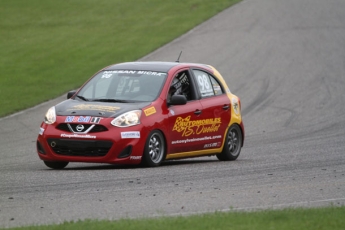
[1,0,345,228]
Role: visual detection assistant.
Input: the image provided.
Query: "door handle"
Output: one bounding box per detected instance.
[222,105,230,110]
[194,110,202,115]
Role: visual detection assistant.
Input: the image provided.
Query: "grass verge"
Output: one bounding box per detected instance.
[4,206,345,230]
[0,0,240,117]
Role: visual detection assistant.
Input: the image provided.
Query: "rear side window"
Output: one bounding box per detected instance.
[210,77,223,96]
[193,70,223,98]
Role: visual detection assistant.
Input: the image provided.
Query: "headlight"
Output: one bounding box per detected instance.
[111,110,141,127]
[44,106,56,124]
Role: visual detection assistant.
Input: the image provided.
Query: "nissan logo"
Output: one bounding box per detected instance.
[76,124,84,132]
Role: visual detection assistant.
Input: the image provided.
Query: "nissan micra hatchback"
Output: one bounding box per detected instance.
[37,61,244,169]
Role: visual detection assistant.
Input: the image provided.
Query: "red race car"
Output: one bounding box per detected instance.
[37,61,244,169]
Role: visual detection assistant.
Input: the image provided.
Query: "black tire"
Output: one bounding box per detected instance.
[217,124,242,161]
[43,161,69,169]
[142,130,166,167]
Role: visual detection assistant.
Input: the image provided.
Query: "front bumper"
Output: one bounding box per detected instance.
[36,118,147,165]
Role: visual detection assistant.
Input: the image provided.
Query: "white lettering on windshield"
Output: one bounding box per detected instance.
[101,70,166,78]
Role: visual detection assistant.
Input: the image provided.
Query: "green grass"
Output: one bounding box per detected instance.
[0,0,240,117]
[4,206,345,230]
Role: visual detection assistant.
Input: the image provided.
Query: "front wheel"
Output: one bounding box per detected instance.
[141,130,166,167]
[43,161,69,169]
[217,124,242,161]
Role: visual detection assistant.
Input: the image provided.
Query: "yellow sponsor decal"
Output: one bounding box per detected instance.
[172,116,221,137]
[68,104,120,112]
[144,106,156,116]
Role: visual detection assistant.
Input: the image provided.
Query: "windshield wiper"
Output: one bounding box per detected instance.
[76,95,89,101]
[92,99,129,103]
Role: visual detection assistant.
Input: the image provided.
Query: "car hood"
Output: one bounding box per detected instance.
[55,99,151,118]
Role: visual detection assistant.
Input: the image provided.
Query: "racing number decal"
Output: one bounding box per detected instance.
[196,72,213,97]
[198,74,210,91]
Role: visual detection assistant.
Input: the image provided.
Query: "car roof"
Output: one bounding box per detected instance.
[104,61,212,72]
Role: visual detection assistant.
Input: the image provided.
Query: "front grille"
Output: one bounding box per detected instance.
[56,123,108,133]
[56,124,70,132]
[89,125,108,133]
[47,139,112,157]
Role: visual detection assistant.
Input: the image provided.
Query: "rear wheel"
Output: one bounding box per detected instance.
[43,161,69,169]
[142,130,166,167]
[217,124,242,161]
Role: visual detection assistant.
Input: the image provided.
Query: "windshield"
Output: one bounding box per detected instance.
[76,70,167,102]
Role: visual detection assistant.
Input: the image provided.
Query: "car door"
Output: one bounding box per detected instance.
[191,69,231,150]
[167,69,204,154]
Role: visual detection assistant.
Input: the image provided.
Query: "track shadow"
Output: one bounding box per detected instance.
[162,158,218,167]
[42,157,220,171]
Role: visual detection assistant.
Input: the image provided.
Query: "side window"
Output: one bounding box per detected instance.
[210,76,223,96]
[168,70,192,102]
[193,70,223,98]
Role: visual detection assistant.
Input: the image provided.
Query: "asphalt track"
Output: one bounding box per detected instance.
[1,0,345,228]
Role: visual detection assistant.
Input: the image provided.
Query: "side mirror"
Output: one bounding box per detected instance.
[67,90,77,99]
[169,95,187,106]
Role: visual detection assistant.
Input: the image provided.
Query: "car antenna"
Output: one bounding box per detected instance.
[176,51,183,62]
